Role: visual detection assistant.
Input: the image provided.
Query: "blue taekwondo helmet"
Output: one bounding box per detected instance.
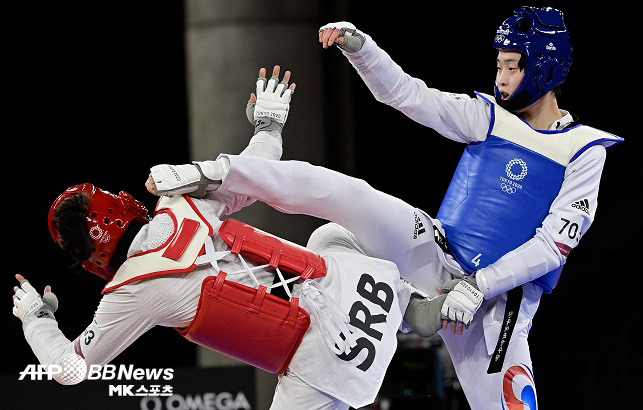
[493,6,572,112]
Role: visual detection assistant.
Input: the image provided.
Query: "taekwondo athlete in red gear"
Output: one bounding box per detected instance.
[290,7,618,409]
[12,67,447,410]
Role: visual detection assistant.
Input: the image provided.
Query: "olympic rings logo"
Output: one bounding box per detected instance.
[500,183,517,194]
[505,158,528,181]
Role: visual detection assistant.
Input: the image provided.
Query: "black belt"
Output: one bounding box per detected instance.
[487,286,523,374]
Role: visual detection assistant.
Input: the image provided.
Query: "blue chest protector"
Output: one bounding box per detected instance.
[436,93,622,293]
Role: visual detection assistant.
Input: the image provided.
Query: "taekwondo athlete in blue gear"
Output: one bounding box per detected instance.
[437,7,621,293]
[316,6,623,409]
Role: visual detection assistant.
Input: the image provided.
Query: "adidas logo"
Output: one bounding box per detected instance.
[413,212,426,239]
[571,199,590,214]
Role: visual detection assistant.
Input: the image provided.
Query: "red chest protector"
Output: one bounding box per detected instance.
[177,218,327,374]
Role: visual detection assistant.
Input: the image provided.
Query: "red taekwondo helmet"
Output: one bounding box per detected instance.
[48,184,149,281]
[493,6,572,112]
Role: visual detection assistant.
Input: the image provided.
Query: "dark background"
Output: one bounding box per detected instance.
[3,1,639,409]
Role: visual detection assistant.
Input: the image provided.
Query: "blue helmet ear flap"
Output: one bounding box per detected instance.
[534,57,563,93]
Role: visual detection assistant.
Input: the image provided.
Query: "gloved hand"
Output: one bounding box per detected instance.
[318,22,366,53]
[12,274,58,328]
[246,65,295,135]
[439,274,483,334]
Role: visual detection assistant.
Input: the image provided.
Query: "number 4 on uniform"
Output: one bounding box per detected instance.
[471,253,482,267]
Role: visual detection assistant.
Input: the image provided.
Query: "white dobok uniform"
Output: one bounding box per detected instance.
[22,130,415,410]
[215,33,622,409]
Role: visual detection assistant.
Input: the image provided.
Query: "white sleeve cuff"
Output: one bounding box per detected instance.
[475,270,493,300]
[239,130,283,160]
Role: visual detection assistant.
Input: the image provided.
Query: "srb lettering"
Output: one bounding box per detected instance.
[337,273,395,372]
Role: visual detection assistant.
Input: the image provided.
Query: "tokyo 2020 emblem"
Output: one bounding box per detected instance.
[505,158,528,181]
[502,364,537,410]
[500,158,527,194]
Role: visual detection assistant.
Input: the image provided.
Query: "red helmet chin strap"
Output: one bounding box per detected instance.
[48,183,149,281]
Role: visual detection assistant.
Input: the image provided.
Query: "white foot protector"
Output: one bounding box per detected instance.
[150,160,224,198]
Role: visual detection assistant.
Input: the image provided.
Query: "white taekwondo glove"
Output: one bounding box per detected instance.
[13,279,58,328]
[439,274,483,326]
[246,73,294,135]
[318,22,366,53]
